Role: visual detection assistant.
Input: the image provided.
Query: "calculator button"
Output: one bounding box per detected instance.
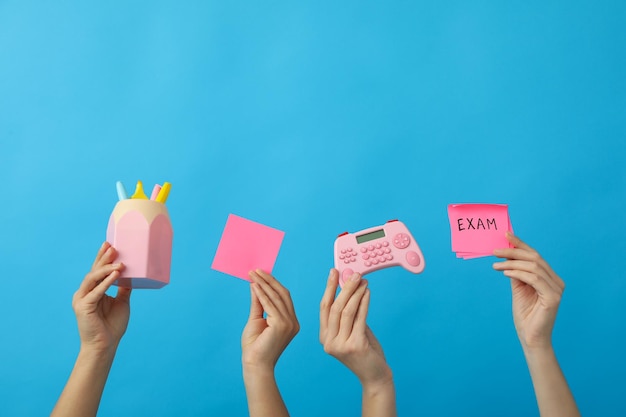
[342,268,354,283]
[393,233,410,249]
[406,251,421,267]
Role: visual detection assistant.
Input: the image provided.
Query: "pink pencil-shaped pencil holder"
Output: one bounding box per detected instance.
[106,199,173,289]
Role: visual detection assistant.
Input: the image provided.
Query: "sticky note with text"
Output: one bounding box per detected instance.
[211,214,285,281]
[448,204,513,259]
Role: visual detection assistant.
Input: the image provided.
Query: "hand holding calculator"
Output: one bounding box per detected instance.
[334,220,425,286]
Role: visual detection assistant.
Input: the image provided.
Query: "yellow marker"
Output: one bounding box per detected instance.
[156,182,171,204]
[131,180,149,199]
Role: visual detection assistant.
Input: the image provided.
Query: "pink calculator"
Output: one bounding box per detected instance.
[334,220,425,286]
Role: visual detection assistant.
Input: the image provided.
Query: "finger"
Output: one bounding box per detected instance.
[249,270,290,317]
[116,286,132,303]
[100,246,118,266]
[248,283,264,320]
[352,288,371,337]
[492,260,561,293]
[493,245,564,290]
[320,269,339,341]
[253,269,280,286]
[505,232,534,252]
[492,247,537,261]
[326,272,362,340]
[76,263,124,298]
[333,273,363,307]
[253,269,295,315]
[92,242,111,269]
[338,280,369,341]
[83,270,120,304]
[251,282,279,318]
[93,245,119,271]
[493,232,536,259]
[501,269,561,301]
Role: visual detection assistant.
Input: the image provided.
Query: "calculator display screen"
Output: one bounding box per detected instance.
[356,229,385,244]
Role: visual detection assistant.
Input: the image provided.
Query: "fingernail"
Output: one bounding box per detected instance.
[350,273,361,282]
[112,263,122,268]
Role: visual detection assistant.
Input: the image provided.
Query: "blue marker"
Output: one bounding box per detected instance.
[116,181,128,201]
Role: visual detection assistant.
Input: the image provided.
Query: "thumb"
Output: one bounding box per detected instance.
[249,284,264,320]
[116,286,132,303]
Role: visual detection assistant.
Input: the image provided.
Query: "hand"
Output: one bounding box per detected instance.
[51,242,132,417]
[72,242,132,354]
[241,270,300,371]
[319,269,392,390]
[493,232,565,351]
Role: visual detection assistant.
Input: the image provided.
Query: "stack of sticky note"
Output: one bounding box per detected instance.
[447,203,513,259]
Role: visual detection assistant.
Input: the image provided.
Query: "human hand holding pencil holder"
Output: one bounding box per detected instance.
[106,180,174,289]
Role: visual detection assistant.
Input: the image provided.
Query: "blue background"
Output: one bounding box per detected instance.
[1,1,625,416]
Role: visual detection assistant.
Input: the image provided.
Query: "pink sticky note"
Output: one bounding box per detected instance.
[448,204,512,258]
[211,214,285,281]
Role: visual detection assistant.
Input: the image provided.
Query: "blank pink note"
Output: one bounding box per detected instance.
[211,214,285,281]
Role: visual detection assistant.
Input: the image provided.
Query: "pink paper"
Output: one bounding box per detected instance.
[211,214,285,281]
[448,204,513,259]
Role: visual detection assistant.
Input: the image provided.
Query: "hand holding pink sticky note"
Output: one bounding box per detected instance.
[448,204,513,259]
[211,214,285,281]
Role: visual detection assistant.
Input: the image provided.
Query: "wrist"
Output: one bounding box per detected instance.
[242,349,279,374]
[71,344,117,382]
[519,333,554,351]
[522,344,556,364]
[242,362,277,394]
[360,366,394,396]
[78,343,118,363]
[522,345,561,379]
[242,361,275,380]
[521,338,554,355]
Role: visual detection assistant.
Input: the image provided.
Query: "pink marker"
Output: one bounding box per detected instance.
[150,184,162,201]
